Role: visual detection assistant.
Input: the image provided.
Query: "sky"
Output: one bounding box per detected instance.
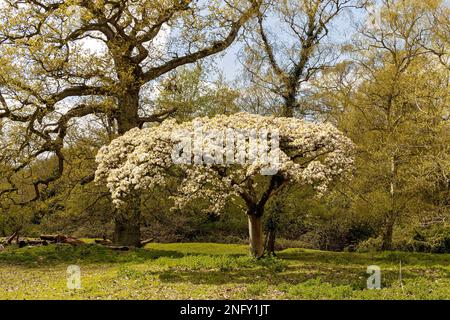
[214,6,368,82]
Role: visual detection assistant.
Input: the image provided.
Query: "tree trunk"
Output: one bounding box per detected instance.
[117,90,140,135]
[265,213,277,256]
[381,217,394,251]
[111,91,142,247]
[282,96,295,117]
[382,156,397,251]
[113,218,141,247]
[266,228,276,256]
[264,193,284,256]
[113,191,142,247]
[248,214,264,258]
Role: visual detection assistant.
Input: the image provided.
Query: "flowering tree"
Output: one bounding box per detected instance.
[95,113,354,256]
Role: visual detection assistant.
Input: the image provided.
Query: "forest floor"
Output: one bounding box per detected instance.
[0,242,448,300]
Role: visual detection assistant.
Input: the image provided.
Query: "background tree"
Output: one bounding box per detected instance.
[240,0,367,253]
[316,0,449,250]
[156,64,240,120]
[0,0,262,246]
[242,0,367,117]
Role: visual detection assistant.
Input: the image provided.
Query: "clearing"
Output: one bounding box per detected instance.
[0,242,448,299]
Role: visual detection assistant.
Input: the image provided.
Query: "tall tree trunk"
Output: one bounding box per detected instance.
[381,217,394,251]
[282,94,295,117]
[264,213,277,256]
[265,97,296,254]
[248,214,264,258]
[113,90,142,247]
[266,228,276,255]
[382,156,397,251]
[264,180,284,256]
[117,90,140,135]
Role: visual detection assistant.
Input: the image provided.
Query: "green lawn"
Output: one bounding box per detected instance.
[0,243,449,300]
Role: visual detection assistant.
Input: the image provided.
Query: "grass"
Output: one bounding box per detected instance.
[0,242,449,300]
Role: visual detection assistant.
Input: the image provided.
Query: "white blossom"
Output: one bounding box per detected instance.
[95,112,355,213]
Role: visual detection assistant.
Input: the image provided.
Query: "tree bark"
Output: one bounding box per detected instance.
[382,156,397,251]
[282,94,295,117]
[381,216,394,251]
[6,230,19,244]
[113,196,141,247]
[266,228,276,256]
[113,92,142,247]
[113,220,140,247]
[117,90,140,134]
[262,179,285,256]
[248,214,264,258]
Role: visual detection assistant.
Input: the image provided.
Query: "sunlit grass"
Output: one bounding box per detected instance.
[143,242,249,256]
[0,243,448,300]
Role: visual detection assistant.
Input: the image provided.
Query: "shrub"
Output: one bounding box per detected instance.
[429,231,450,253]
[255,256,288,273]
[274,238,315,251]
[356,237,383,253]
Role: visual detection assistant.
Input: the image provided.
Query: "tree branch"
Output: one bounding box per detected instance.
[143,0,262,82]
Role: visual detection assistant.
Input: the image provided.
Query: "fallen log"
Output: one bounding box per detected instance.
[40,234,67,242]
[40,234,84,246]
[17,239,48,248]
[105,245,131,251]
[0,237,47,247]
[95,239,113,245]
[64,237,84,246]
[0,235,82,248]
[7,231,19,244]
[140,238,154,246]
[27,239,49,246]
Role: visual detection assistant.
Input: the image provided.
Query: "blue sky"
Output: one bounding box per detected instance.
[215,6,368,81]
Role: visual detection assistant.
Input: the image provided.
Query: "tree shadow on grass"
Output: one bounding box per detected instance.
[154,263,431,290]
[0,243,252,268]
[0,244,186,267]
[278,250,450,267]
